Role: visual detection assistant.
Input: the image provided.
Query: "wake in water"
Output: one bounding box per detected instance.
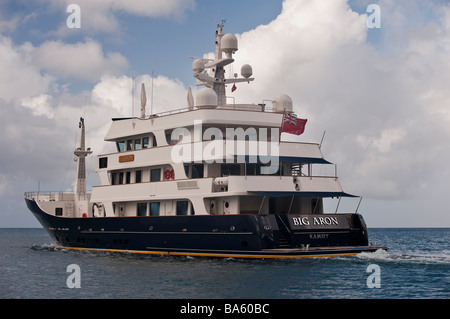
[357,248,450,265]
[30,243,66,252]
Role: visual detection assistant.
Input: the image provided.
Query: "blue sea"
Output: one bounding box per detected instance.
[0,228,448,301]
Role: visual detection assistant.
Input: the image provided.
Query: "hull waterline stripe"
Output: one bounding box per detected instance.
[62,246,359,259]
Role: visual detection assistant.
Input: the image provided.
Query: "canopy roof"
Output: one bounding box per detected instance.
[250,191,357,198]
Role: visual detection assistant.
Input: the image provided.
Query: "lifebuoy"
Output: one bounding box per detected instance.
[164,169,175,180]
[82,213,87,218]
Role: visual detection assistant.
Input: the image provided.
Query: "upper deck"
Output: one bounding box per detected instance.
[104,104,284,141]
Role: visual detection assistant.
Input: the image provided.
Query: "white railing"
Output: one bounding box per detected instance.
[24,191,79,202]
[145,103,277,119]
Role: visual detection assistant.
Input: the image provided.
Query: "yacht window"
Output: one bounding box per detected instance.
[135,139,141,150]
[126,140,133,151]
[135,170,142,183]
[152,136,157,147]
[126,171,131,184]
[55,208,63,216]
[166,133,172,145]
[150,202,160,216]
[176,201,189,215]
[192,164,204,178]
[143,137,149,149]
[246,163,265,175]
[117,141,125,152]
[99,157,108,169]
[137,203,147,216]
[184,165,190,178]
[111,172,117,185]
[221,164,241,176]
[119,172,124,184]
[151,168,161,182]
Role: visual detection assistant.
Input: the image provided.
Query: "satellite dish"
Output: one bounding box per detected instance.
[241,64,252,79]
[221,33,238,58]
[196,87,217,108]
[273,94,293,113]
[192,59,205,73]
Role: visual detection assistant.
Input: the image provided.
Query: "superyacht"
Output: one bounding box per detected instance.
[25,23,386,258]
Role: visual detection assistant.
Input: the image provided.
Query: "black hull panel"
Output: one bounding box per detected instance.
[25,198,386,258]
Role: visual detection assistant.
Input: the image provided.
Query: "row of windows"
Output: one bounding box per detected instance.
[109,163,284,186]
[116,136,156,152]
[116,134,175,153]
[110,164,205,185]
[115,128,276,154]
[111,169,159,185]
[136,200,193,216]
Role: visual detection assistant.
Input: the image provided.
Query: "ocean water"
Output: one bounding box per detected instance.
[0,228,448,300]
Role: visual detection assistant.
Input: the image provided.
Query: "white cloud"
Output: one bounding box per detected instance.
[21,94,54,118]
[228,0,450,201]
[0,35,53,103]
[32,39,128,81]
[0,34,129,111]
[357,128,406,153]
[42,0,195,35]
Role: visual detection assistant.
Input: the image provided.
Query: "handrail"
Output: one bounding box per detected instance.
[276,215,291,234]
[24,191,88,201]
[140,103,279,119]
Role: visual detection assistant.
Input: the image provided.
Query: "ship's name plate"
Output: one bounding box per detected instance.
[119,154,135,163]
[289,215,349,229]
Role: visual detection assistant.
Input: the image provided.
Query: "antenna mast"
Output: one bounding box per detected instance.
[191,21,254,106]
[74,117,92,201]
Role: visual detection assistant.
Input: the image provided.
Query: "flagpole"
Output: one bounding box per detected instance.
[151,71,154,117]
[278,108,285,145]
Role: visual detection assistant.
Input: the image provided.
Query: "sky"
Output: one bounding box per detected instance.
[1,0,449,228]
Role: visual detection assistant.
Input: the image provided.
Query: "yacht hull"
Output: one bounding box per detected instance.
[25,198,385,258]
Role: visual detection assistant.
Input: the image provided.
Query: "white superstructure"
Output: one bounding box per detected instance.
[27,23,351,220]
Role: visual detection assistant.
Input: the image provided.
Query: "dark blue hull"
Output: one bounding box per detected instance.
[25,198,385,258]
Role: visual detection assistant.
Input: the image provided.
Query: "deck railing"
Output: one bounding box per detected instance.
[24,191,84,202]
[141,103,277,119]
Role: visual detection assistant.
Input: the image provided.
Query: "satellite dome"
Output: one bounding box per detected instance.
[273,94,293,113]
[221,33,238,55]
[196,87,218,108]
[241,64,252,79]
[192,59,205,73]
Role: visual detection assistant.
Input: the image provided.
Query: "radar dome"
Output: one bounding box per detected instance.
[241,64,252,79]
[273,94,293,113]
[196,87,218,108]
[221,33,238,55]
[192,59,205,73]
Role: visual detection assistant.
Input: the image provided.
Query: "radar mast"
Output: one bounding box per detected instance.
[192,22,254,106]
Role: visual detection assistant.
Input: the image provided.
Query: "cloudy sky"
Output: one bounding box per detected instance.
[1,0,449,228]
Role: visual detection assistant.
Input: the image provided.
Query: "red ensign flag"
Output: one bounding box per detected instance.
[282,112,307,135]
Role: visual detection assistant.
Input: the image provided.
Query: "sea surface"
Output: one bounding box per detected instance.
[0,228,448,299]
